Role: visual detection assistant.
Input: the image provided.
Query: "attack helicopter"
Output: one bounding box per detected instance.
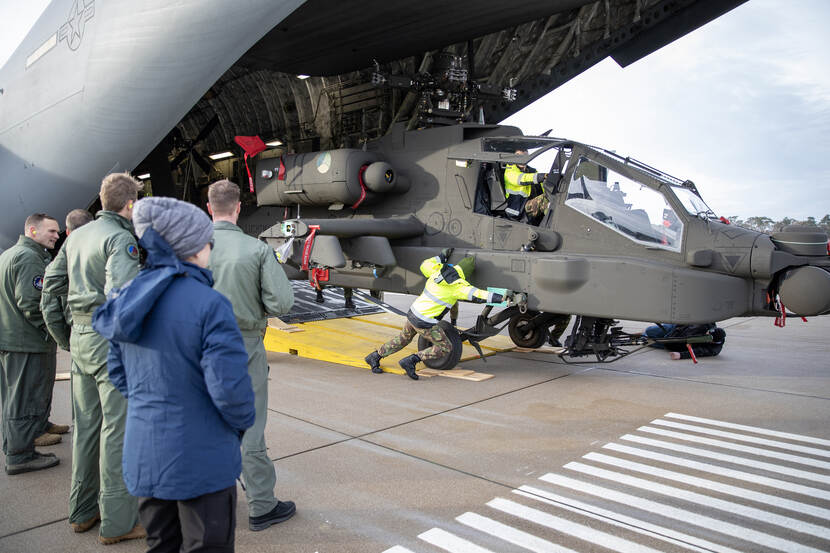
[253,122,830,366]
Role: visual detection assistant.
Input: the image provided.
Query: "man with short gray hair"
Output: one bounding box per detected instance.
[65,209,94,234]
[207,179,296,531]
[42,172,145,544]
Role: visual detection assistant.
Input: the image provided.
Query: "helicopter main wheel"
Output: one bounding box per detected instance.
[508,312,548,349]
[416,320,463,370]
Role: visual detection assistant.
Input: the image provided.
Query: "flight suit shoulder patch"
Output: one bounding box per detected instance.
[33,275,44,290]
[126,244,139,258]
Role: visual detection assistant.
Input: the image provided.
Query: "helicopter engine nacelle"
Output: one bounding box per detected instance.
[255,149,407,207]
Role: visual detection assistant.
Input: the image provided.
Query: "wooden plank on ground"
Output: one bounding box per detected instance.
[56,372,70,381]
[268,317,303,332]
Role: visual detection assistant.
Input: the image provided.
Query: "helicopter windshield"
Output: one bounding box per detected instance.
[672,185,717,219]
[565,157,683,251]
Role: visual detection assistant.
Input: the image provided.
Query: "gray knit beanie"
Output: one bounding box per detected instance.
[132,197,213,260]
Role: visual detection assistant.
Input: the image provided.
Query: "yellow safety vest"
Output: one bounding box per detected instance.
[503,164,536,198]
[409,256,492,326]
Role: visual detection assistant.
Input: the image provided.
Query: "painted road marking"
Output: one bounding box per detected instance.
[487,497,665,553]
[382,547,417,553]
[619,433,830,487]
[456,512,579,553]
[514,485,743,553]
[584,450,830,519]
[664,413,830,447]
[639,425,830,470]
[383,413,830,553]
[564,461,830,539]
[539,472,826,553]
[607,439,830,499]
[651,419,830,458]
[418,528,495,553]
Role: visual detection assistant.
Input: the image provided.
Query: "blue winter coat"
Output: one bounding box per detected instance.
[92,228,255,500]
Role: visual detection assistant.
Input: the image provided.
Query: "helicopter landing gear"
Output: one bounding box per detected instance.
[560,316,648,363]
[507,311,549,348]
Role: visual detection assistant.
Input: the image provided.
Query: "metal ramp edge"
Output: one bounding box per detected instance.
[264,312,515,375]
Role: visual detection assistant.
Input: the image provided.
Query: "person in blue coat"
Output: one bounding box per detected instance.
[93,196,255,553]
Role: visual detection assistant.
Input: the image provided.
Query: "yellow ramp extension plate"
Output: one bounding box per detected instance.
[265,312,514,376]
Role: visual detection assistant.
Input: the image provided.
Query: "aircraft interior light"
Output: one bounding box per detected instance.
[266,140,283,147]
[208,151,234,160]
[136,173,151,180]
[297,74,310,80]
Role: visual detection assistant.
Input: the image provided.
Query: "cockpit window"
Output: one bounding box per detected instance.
[565,158,683,251]
[673,185,716,219]
[482,137,556,153]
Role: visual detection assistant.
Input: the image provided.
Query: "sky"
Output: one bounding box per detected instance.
[2,0,828,221]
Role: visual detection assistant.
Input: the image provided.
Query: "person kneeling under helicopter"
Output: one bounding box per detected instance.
[365,249,513,380]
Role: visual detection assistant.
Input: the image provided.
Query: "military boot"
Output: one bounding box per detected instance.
[34,432,61,447]
[6,452,60,475]
[398,354,420,380]
[315,289,325,303]
[46,422,70,434]
[365,351,383,374]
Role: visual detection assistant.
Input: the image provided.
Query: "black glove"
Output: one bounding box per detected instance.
[439,247,454,264]
[440,264,460,284]
[534,173,548,185]
[490,292,504,304]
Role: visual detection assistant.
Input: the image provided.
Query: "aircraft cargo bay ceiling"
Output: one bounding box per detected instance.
[140,0,746,195]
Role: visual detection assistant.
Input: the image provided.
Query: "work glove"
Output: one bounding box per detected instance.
[439,247,454,264]
[534,173,548,184]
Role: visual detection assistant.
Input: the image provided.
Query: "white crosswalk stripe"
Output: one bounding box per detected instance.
[651,419,830,458]
[514,485,744,553]
[383,413,830,553]
[639,425,830,470]
[418,528,496,553]
[664,413,830,447]
[486,497,665,553]
[607,439,830,499]
[563,461,830,539]
[583,450,830,519]
[619,433,830,487]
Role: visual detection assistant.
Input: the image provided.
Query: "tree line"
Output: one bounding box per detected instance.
[726,214,830,234]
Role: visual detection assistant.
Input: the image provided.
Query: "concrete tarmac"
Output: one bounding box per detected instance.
[1,296,828,552]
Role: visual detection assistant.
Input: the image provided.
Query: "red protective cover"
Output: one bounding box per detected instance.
[233,135,267,157]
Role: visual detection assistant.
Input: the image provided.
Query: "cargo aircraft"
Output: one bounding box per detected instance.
[7,0,825,365]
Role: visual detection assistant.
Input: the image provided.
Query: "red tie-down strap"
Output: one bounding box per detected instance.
[234,135,267,193]
[310,268,330,289]
[300,225,320,271]
[350,164,370,210]
[686,344,698,364]
[278,156,286,180]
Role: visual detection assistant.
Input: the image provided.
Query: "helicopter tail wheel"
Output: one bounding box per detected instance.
[508,311,548,349]
[416,320,463,370]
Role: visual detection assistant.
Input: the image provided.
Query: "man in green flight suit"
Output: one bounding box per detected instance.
[41,173,145,544]
[206,179,297,531]
[0,213,62,475]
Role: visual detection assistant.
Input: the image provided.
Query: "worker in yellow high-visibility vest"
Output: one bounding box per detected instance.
[365,249,513,380]
[503,150,547,220]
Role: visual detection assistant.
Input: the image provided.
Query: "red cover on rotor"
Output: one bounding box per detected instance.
[233,136,268,193]
[234,135,267,157]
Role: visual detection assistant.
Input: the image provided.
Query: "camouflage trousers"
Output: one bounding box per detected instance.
[525,194,550,217]
[377,321,451,361]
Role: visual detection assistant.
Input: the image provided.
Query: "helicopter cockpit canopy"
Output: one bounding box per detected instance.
[565,155,685,251]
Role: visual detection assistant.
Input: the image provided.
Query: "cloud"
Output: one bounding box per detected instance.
[503,0,830,221]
